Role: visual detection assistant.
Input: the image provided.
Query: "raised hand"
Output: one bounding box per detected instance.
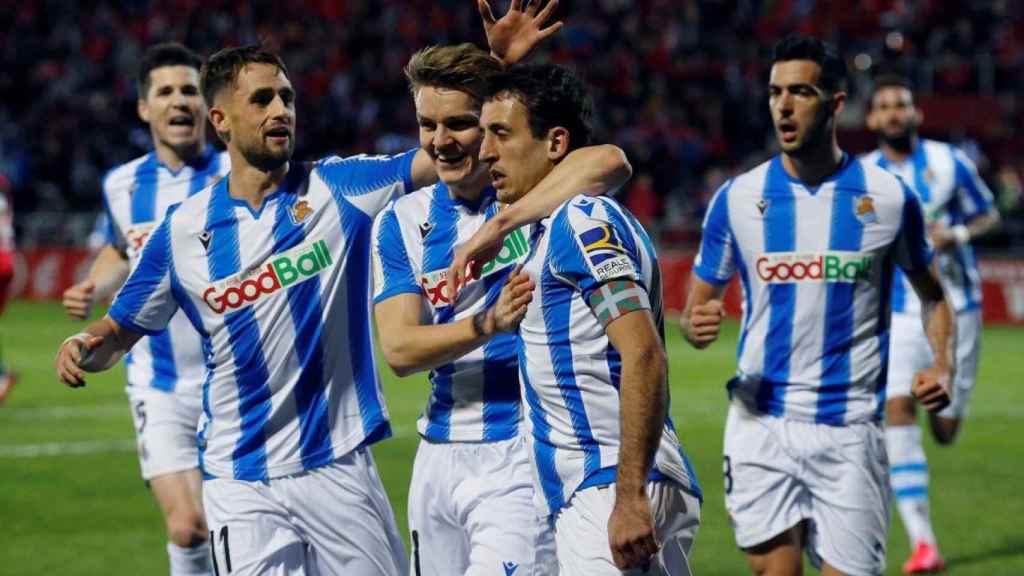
[446,218,505,300]
[683,298,725,349]
[489,265,535,333]
[479,0,563,65]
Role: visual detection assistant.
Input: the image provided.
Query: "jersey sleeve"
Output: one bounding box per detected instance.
[315,148,417,218]
[547,197,652,326]
[893,181,934,275]
[108,215,180,335]
[372,204,420,304]
[692,180,736,285]
[100,173,126,250]
[951,147,996,220]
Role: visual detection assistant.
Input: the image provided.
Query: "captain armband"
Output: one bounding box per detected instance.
[585,279,651,327]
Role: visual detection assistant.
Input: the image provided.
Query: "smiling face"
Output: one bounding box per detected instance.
[138,65,206,155]
[479,95,559,204]
[414,85,489,194]
[768,59,842,158]
[209,62,296,172]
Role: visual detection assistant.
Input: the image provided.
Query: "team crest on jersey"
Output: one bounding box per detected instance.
[289,200,313,224]
[578,223,635,281]
[854,195,878,224]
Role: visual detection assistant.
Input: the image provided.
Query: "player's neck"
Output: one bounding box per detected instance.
[154,139,204,172]
[228,159,290,212]
[782,140,844,186]
[448,172,493,205]
[879,135,918,164]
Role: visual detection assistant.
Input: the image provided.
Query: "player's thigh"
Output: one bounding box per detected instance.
[804,422,888,576]
[723,403,807,550]
[287,449,407,576]
[150,468,205,528]
[886,313,933,400]
[461,436,556,576]
[126,387,201,481]
[553,481,699,576]
[408,440,470,576]
[203,478,306,576]
[938,311,983,419]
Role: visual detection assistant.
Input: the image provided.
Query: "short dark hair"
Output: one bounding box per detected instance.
[871,73,914,98]
[137,42,203,98]
[200,44,289,107]
[485,64,593,151]
[772,35,848,93]
[404,43,503,104]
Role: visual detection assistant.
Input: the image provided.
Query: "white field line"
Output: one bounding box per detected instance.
[3,403,126,420]
[0,439,136,458]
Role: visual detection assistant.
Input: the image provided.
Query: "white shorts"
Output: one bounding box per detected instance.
[408,435,555,576]
[203,448,406,576]
[887,311,982,418]
[723,402,889,576]
[126,385,202,481]
[554,480,701,576]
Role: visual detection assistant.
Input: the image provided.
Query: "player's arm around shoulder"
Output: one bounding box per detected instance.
[55,315,142,388]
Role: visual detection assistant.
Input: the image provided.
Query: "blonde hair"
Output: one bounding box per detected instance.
[404,43,503,104]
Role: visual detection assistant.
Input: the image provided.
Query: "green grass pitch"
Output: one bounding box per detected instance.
[1,300,1021,574]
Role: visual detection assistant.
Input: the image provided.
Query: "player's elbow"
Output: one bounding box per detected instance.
[624,340,668,378]
[598,145,633,193]
[380,347,417,378]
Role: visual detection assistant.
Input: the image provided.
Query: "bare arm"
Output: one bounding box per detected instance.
[409,148,439,191]
[374,268,534,377]
[62,244,130,320]
[606,308,666,570]
[680,275,727,349]
[448,145,632,293]
[905,264,956,412]
[930,210,1001,252]
[55,315,142,387]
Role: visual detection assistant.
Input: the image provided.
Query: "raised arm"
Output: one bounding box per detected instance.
[55,315,142,387]
[447,144,631,294]
[62,244,130,320]
[374,268,533,377]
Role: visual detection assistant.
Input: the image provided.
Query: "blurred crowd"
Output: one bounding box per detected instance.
[2,0,1023,249]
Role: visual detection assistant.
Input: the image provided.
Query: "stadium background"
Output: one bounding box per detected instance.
[1,1,1022,574]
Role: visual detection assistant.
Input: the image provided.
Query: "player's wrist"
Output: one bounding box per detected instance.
[472,309,493,338]
[950,224,971,246]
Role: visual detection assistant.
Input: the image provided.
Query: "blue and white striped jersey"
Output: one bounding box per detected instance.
[371,183,525,443]
[519,195,701,516]
[694,155,933,425]
[103,146,229,394]
[862,139,995,315]
[108,150,416,481]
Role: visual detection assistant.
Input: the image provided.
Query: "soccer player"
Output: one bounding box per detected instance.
[863,74,1000,574]
[0,179,15,404]
[55,44,443,575]
[682,36,956,576]
[60,42,227,576]
[476,63,702,575]
[372,41,631,575]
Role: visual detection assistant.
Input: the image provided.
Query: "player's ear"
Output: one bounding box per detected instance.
[546,126,570,162]
[830,90,847,118]
[137,98,150,124]
[208,106,230,143]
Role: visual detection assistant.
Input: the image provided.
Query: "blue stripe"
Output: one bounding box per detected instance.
[372,208,419,303]
[759,157,795,415]
[206,180,272,481]
[894,486,929,500]
[520,347,564,513]
[693,181,734,284]
[189,148,220,197]
[108,218,174,335]
[148,332,178,392]
[892,462,929,474]
[481,271,521,441]
[911,145,932,203]
[272,169,334,470]
[130,154,159,224]
[818,160,866,425]
[891,268,908,313]
[733,243,753,361]
[332,185,391,447]
[542,224,602,482]
[952,147,992,216]
[422,184,461,440]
